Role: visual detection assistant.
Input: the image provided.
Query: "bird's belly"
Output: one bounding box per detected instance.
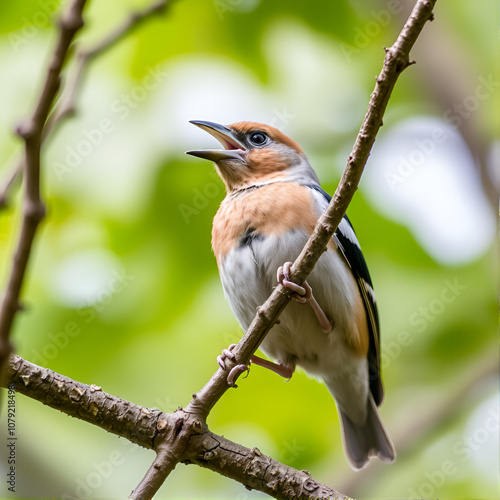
[260,302,349,376]
[219,230,362,377]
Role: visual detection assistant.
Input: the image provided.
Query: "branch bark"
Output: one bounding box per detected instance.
[5,354,348,500]
[0,0,87,380]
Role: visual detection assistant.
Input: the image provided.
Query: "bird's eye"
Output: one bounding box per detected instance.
[249,131,268,146]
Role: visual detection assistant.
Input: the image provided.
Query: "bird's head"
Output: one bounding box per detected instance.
[186,120,320,193]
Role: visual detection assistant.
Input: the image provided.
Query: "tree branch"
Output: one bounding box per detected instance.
[0,0,173,210]
[0,0,87,380]
[134,0,437,496]
[5,354,348,500]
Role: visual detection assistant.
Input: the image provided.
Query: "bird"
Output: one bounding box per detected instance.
[186,120,396,470]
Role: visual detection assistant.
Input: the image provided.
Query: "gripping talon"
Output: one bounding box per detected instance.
[279,262,306,297]
[217,344,250,385]
[217,343,237,369]
[227,364,248,386]
[283,261,292,279]
[217,355,225,369]
[221,348,236,360]
[294,295,307,304]
[277,262,333,333]
[302,282,312,300]
[282,279,306,296]
[277,266,283,283]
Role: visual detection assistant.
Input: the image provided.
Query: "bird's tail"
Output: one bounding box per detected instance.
[337,395,396,470]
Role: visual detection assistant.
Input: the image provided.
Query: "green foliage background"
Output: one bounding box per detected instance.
[0,0,498,498]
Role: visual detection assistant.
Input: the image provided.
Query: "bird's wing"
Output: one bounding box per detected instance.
[307,185,383,406]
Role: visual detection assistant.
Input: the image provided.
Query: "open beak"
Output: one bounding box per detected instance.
[186,120,246,162]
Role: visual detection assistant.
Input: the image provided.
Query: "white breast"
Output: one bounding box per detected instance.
[220,230,363,363]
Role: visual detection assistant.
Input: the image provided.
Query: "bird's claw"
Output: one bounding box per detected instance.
[227,364,249,386]
[217,344,237,369]
[217,344,249,386]
[277,262,333,333]
[277,262,308,302]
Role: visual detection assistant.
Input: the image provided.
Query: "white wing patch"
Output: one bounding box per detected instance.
[339,217,361,249]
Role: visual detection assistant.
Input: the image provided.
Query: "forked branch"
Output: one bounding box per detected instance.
[6,355,348,500]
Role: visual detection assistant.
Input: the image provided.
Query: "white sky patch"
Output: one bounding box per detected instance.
[44,66,166,220]
[363,116,495,264]
[464,394,499,480]
[148,56,270,154]
[50,249,123,307]
[264,20,367,136]
[0,38,51,162]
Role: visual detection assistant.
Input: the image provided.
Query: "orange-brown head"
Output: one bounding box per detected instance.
[186,120,320,192]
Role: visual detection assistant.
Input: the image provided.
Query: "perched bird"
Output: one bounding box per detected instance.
[186,120,396,469]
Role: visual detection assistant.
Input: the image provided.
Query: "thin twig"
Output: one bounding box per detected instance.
[0,0,173,210]
[5,355,349,500]
[47,0,173,129]
[0,0,87,380]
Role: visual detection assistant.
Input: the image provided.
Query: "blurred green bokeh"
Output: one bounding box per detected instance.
[0,0,498,498]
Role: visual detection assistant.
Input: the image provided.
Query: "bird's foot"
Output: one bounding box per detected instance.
[217,344,249,386]
[277,262,333,333]
[277,262,307,302]
[250,355,294,380]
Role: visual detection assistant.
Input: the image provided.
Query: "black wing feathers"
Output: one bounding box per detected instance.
[307,185,383,406]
